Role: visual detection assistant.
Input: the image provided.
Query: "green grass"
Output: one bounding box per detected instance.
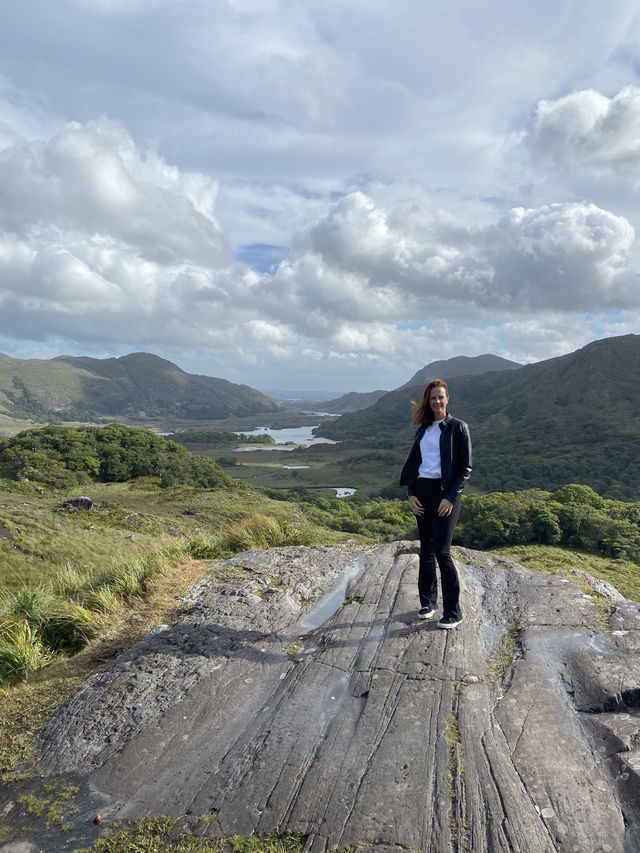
[483,622,524,686]
[494,544,640,602]
[444,710,464,844]
[185,438,402,498]
[73,817,306,853]
[0,478,352,686]
[17,779,79,830]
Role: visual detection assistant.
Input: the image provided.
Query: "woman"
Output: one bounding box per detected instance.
[399,378,472,629]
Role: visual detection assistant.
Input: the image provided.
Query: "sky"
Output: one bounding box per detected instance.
[1,1,640,394]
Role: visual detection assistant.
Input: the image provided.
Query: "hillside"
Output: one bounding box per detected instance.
[398,353,522,388]
[318,389,388,413]
[0,352,281,422]
[316,334,640,499]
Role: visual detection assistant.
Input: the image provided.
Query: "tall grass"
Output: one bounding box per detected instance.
[0,544,194,686]
[0,620,55,684]
[0,505,319,686]
[219,513,311,554]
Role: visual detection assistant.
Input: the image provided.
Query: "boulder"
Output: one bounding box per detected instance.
[62,496,93,510]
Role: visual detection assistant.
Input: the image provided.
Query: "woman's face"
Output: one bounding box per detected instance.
[429,386,449,420]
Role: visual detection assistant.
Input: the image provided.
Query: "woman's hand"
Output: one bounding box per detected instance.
[438,498,454,517]
[408,495,424,516]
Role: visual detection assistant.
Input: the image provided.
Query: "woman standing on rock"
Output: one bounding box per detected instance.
[399,378,472,629]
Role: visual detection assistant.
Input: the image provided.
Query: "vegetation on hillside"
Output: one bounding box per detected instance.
[0,424,233,489]
[264,482,640,563]
[0,424,360,687]
[315,334,640,499]
[170,429,276,446]
[457,483,640,562]
[0,351,281,421]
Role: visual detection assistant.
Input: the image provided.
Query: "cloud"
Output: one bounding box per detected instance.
[0,117,229,266]
[532,86,640,177]
[265,193,638,333]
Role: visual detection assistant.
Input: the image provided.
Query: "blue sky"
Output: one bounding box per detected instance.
[1,1,640,393]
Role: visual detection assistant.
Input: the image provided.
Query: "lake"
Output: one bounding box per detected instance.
[234,425,337,451]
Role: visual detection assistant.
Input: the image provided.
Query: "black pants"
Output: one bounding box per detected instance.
[414,478,462,620]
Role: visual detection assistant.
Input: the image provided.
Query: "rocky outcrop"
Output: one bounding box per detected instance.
[5,543,640,852]
[62,496,93,510]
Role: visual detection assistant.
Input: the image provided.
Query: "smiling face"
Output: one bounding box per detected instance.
[429,385,449,420]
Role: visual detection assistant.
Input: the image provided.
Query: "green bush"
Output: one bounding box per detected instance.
[0,424,234,490]
[455,484,640,563]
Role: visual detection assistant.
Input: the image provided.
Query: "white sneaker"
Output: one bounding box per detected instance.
[437,616,462,629]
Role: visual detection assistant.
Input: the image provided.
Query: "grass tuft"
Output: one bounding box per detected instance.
[8,585,54,624]
[38,602,96,654]
[0,620,56,684]
[188,534,220,560]
[72,815,306,852]
[483,622,524,687]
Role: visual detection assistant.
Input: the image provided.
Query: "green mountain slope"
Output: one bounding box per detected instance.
[317,335,640,499]
[398,353,522,389]
[0,352,281,422]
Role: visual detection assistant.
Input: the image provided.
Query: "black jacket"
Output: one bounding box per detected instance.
[399,414,472,503]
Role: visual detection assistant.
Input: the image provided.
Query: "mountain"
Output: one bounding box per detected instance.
[399,354,522,389]
[318,390,388,413]
[0,352,281,422]
[314,356,520,414]
[316,335,640,500]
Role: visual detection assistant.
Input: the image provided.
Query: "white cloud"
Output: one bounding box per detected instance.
[532,85,640,180]
[266,194,638,330]
[29,119,227,266]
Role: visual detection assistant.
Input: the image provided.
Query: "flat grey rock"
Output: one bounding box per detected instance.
[3,542,640,853]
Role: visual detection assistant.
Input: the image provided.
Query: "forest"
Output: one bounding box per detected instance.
[0,424,232,489]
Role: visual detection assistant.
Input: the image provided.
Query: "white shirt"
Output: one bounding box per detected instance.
[418,418,444,479]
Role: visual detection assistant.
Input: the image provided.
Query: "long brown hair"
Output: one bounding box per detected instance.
[410,378,449,426]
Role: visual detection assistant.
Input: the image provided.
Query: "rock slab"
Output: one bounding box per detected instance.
[4,542,640,853]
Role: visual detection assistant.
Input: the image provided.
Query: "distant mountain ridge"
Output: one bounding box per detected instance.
[315,355,522,414]
[399,354,522,389]
[316,334,640,499]
[0,352,281,422]
[318,390,388,413]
